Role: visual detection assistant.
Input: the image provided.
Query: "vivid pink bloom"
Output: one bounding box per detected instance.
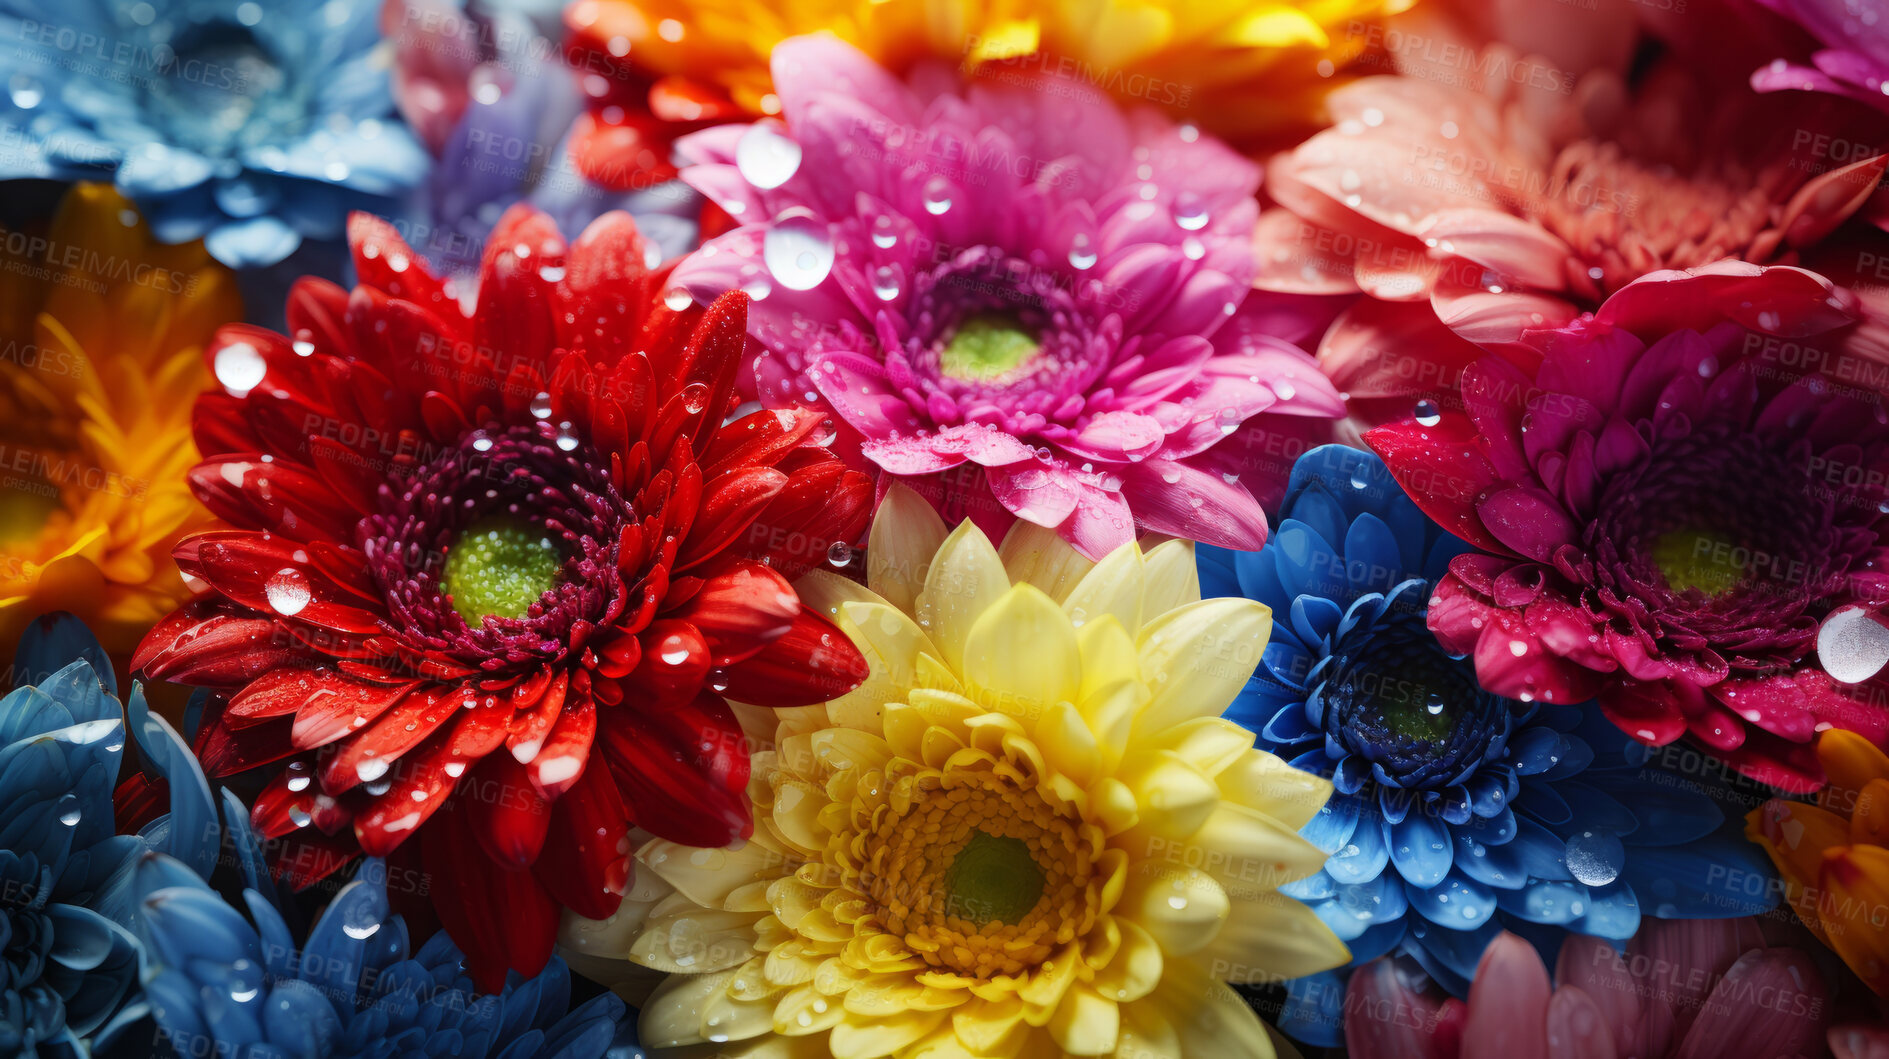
[1366,274,1889,790]
[668,36,1344,559]
[1346,922,1830,1059]
[1253,0,1889,421]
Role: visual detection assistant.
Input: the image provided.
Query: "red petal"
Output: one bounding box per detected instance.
[532,758,630,921]
[320,685,470,795]
[674,561,799,665]
[675,466,788,570]
[422,797,560,992]
[1364,418,1507,554]
[135,603,306,688]
[347,212,454,317]
[465,753,552,870]
[599,690,752,848]
[528,688,595,800]
[714,608,868,708]
[626,618,710,705]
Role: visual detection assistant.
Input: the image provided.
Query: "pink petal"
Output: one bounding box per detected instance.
[1417,208,1576,293]
[1118,455,1270,552]
[1674,949,1828,1059]
[1462,933,1552,1059]
[1344,960,1450,1059]
[1545,988,1617,1059]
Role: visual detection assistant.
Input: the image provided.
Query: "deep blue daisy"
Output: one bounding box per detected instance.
[1199,444,1782,1047]
[139,858,641,1059]
[0,0,427,266]
[128,691,642,1059]
[0,612,212,1057]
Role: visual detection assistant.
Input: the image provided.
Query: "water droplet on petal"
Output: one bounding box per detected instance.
[735,122,802,189]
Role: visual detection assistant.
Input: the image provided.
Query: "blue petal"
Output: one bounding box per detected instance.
[1404,871,1498,930]
[1343,512,1407,596]
[16,614,115,701]
[116,142,215,196]
[1508,726,1566,775]
[129,685,219,880]
[1451,828,1529,891]
[1495,879,1590,925]
[1281,869,1338,901]
[1618,833,1779,918]
[1577,879,1642,940]
[1586,774,1725,847]
[1554,781,1638,838]
[1234,547,1291,616]
[1301,788,1363,855]
[1389,810,1453,888]
[204,214,303,268]
[1275,971,1347,1049]
[1503,819,1573,881]
[1514,781,1572,826]
[1326,809,1390,886]
[1408,916,1503,991]
[1197,544,1242,601]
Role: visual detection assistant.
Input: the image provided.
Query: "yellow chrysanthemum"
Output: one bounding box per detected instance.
[567,0,1416,146]
[0,183,239,657]
[1748,730,1889,998]
[563,485,1348,1058]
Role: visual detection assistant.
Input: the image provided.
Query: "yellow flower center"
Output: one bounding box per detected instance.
[854,767,1103,980]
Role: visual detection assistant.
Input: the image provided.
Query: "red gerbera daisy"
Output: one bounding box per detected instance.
[131,205,871,989]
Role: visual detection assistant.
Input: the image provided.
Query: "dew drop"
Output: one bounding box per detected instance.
[921,176,953,215]
[735,122,802,189]
[265,568,311,617]
[1414,398,1441,426]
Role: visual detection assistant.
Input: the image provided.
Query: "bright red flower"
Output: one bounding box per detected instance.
[132,206,871,989]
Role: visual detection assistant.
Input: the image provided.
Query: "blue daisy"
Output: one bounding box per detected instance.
[1199,445,1781,1047]
[0,0,428,266]
[139,858,642,1059]
[128,691,642,1058]
[0,612,214,1057]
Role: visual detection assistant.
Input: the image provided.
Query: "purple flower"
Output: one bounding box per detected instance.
[1751,0,1889,115]
[669,36,1344,559]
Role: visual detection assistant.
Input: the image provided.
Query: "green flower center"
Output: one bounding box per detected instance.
[1375,680,1457,742]
[939,314,1040,381]
[1651,529,1746,597]
[943,831,1045,926]
[442,515,566,626]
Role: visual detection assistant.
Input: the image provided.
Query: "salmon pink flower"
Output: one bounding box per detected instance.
[1344,921,1831,1058]
[1254,1,1889,420]
[668,36,1345,561]
[132,206,871,990]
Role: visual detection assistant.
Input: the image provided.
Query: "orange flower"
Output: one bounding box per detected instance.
[1748,730,1889,996]
[562,0,1416,187]
[0,184,239,659]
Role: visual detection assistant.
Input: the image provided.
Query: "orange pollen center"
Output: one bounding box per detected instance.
[853,770,1103,980]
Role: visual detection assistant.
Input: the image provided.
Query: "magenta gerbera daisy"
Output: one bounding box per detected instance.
[666,35,1345,559]
[1367,273,1889,792]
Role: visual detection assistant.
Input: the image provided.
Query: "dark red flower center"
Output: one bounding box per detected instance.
[1586,424,1843,670]
[359,422,630,670]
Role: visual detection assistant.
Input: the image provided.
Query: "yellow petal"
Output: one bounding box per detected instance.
[998,516,1096,604]
[1147,717,1255,779]
[951,996,1028,1054]
[1135,598,1271,735]
[1202,888,1351,983]
[1038,701,1102,788]
[961,584,1081,718]
[1216,750,1333,832]
[773,983,848,1036]
[641,838,785,908]
[1820,728,1889,817]
[1062,538,1146,632]
[1186,801,1332,892]
[1049,985,1120,1055]
[1817,844,1889,995]
[829,1010,950,1059]
[640,968,744,1047]
[1147,958,1278,1059]
[1092,918,1165,1004]
[1119,750,1220,838]
[916,520,1012,675]
[1077,615,1142,704]
[1853,778,1889,847]
[1121,866,1231,957]
[867,482,948,615]
[1137,539,1200,624]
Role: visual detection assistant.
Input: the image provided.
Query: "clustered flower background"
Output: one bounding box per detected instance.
[3,0,1889,1056]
